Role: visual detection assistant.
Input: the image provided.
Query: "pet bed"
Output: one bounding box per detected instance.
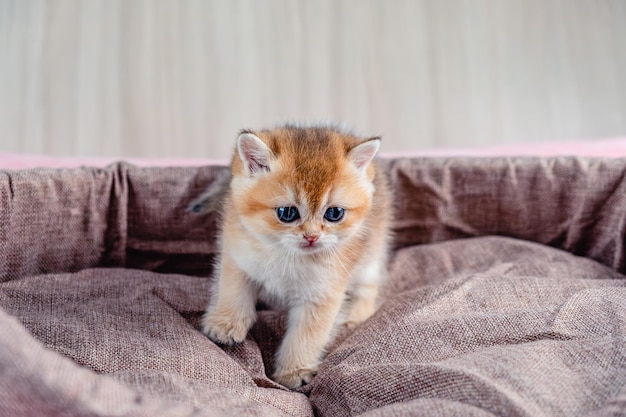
[1,151,626,416]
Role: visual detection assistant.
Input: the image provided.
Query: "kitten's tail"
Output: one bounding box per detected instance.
[187,170,231,214]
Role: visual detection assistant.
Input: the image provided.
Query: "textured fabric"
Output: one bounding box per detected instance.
[1,157,626,416]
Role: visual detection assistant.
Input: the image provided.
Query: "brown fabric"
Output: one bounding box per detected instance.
[381,157,626,272]
[1,157,626,416]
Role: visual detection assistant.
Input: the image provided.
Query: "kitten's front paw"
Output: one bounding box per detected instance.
[201,310,255,345]
[342,301,376,329]
[342,319,363,330]
[342,310,373,329]
[273,366,318,389]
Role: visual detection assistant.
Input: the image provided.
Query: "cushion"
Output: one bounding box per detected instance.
[1,156,626,416]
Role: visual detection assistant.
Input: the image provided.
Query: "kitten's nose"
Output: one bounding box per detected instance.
[303,233,320,243]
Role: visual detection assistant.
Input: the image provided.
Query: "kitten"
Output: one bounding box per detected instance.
[199,124,391,389]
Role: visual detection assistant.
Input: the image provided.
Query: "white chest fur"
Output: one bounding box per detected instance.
[230,242,338,307]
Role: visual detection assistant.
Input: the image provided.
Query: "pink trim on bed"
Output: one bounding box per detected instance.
[2,138,626,169]
[0,153,227,169]
[380,137,626,159]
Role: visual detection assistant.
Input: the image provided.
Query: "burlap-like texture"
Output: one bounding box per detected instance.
[1,157,626,416]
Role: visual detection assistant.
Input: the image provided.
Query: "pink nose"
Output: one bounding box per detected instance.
[304,233,319,243]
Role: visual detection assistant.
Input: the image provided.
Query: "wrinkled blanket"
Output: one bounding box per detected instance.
[1,157,626,416]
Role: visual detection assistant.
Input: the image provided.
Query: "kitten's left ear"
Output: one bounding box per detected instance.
[348,137,381,172]
[237,132,273,176]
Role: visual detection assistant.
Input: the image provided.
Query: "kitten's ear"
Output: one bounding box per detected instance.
[348,137,380,172]
[237,132,273,176]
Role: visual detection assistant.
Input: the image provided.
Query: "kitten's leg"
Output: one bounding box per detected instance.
[343,260,383,328]
[201,254,257,344]
[344,283,379,328]
[273,293,345,389]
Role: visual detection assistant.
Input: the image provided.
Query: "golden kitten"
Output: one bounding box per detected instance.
[199,124,391,389]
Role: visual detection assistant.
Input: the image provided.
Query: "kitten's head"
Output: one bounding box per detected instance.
[229,125,380,255]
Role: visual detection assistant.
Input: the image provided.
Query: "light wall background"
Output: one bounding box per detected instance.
[1,0,625,160]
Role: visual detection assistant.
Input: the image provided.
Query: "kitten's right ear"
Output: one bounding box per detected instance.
[237,132,273,176]
[348,137,380,172]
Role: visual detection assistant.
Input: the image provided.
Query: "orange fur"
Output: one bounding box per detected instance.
[200,124,392,389]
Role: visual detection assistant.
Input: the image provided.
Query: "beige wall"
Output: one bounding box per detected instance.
[1,0,625,160]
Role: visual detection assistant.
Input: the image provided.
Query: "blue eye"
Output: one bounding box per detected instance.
[276,207,300,223]
[324,207,345,222]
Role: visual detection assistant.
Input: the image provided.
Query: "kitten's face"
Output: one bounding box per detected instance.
[229,127,380,256]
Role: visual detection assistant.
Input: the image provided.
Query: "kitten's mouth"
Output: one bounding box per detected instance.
[298,242,322,252]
